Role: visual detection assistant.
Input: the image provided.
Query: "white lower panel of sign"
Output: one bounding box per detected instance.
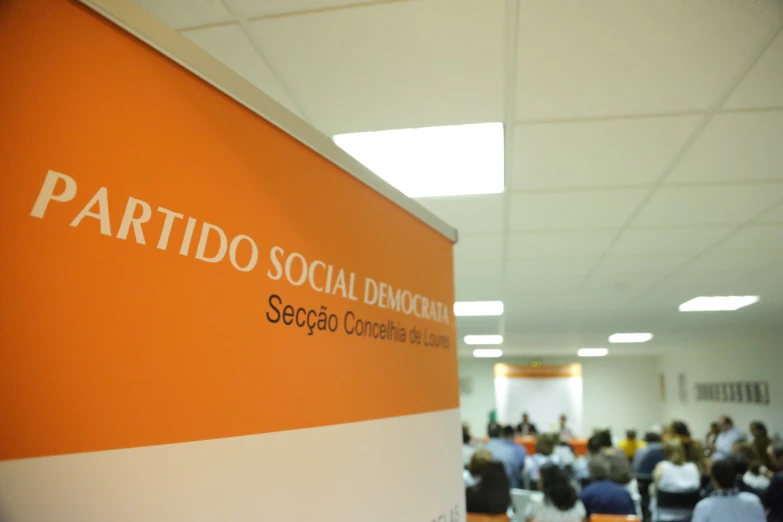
[0,408,464,522]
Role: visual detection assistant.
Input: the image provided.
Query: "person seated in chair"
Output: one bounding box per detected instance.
[517,412,538,436]
[466,460,512,515]
[650,438,701,521]
[579,455,636,519]
[483,424,526,489]
[691,458,764,522]
[763,440,783,522]
[527,464,586,522]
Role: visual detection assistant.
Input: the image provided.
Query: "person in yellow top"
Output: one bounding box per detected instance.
[617,429,647,460]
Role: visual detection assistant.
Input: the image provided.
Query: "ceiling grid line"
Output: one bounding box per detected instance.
[220,0,313,122]
[580,19,783,286]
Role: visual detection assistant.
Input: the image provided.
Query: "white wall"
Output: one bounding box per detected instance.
[658,342,783,440]
[458,356,663,438]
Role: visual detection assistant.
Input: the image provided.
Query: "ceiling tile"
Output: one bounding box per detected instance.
[454,258,503,301]
[134,0,232,28]
[687,249,779,273]
[596,253,692,275]
[505,257,595,278]
[725,32,783,109]
[633,183,783,227]
[714,225,783,252]
[511,116,699,190]
[507,230,616,258]
[759,202,783,224]
[230,0,377,17]
[181,25,301,115]
[516,0,783,119]
[668,112,783,183]
[454,234,504,260]
[417,194,505,234]
[508,189,648,231]
[612,226,734,254]
[247,0,505,134]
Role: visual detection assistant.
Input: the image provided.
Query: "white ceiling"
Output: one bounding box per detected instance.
[134,0,783,357]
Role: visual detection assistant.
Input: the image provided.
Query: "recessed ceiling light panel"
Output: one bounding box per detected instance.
[333,123,504,198]
[473,349,503,358]
[578,348,608,357]
[679,296,759,312]
[464,335,503,345]
[454,301,504,317]
[609,333,653,343]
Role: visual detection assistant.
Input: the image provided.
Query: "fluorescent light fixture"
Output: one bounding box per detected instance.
[679,296,759,312]
[454,301,504,317]
[473,349,503,358]
[333,122,504,198]
[578,348,608,357]
[464,335,503,345]
[609,333,653,343]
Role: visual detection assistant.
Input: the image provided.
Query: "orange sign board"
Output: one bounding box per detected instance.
[0,0,458,461]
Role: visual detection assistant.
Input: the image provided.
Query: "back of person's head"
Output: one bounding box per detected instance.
[588,455,611,481]
[469,449,493,477]
[733,441,762,475]
[473,460,512,511]
[626,429,637,440]
[670,421,691,438]
[463,425,471,445]
[487,423,502,439]
[501,425,515,440]
[663,438,686,465]
[536,434,556,456]
[711,458,737,490]
[751,421,768,438]
[587,434,603,455]
[645,430,662,444]
[596,430,613,449]
[720,415,734,428]
[540,463,578,511]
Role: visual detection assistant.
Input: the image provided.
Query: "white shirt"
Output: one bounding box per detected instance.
[657,461,701,492]
[743,471,770,491]
[528,499,586,522]
[713,428,743,460]
[691,492,765,522]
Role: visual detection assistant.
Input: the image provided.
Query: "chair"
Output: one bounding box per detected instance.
[466,514,510,522]
[511,489,543,522]
[590,515,641,521]
[656,490,701,510]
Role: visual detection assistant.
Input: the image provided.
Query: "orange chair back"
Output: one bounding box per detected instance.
[466,514,510,522]
[590,515,641,522]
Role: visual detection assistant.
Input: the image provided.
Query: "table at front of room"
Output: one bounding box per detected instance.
[514,436,589,456]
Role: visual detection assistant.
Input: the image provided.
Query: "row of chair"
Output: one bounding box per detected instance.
[466,515,640,522]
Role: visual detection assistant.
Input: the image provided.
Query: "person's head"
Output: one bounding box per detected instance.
[587,434,603,456]
[522,412,530,423]
[462,425,471,445]
[768,440,783,471]
[588,455,611,481]
[732,441,761,474]
[709,422,720,435]
[670,421,691,438]
[710,458,737,490]
[750,421,768,438]
[718,415,733,432]
[468,449,493,477]
[663,438,686,465]
[625,429,637,441]
[488,423,502,439]
[539,463,578,511]
[501,425,515,441]
[645,430,662,444]
[596,430,613,449]
[559,414,567,427]
[536,434,556,456]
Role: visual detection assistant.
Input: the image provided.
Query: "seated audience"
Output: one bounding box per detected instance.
[559,414,575,441]
[573,434,602,483]
[525,434,563,484]
[633,428,665,478]
[731,442,769,492]
[463,425,476,466]
[517,412,538,436]
[763,440,783,522]
[705,422,720,453]
[691,459,765,522]
[650,438,701,521]
[618,429,646,461]
[750,421,771,469]
[466,460,512,515]
[527,463,586,522]
[595,429,637,496]
[464,449,493,487]
[579,455,636,518]
[712,415,743,461]
[483,424,526,489]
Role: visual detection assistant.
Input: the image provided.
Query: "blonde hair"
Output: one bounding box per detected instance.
[536,433,556,456]
[469,449,493,476]
[663,438,686,465]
